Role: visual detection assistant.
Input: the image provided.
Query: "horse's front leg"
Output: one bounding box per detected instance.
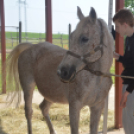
[69,101,81,134]
[89,103,104,134]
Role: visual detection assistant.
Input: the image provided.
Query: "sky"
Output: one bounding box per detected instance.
[4,0,115,34]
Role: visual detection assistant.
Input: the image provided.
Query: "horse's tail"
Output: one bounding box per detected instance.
[5,42,33,107]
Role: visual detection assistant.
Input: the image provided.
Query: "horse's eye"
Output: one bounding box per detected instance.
[81,37,89,43]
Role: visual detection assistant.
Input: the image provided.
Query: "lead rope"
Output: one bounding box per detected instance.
[103,72,134,79]
[86,68,134,80]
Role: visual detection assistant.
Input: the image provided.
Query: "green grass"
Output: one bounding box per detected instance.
[110,65,115,83]
[6,32,68,40]
[5,32,69,49]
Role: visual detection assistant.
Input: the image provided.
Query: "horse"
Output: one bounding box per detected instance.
[6,7,114,134]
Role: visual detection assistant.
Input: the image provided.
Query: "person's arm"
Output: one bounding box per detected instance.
[120,40,134,108]
[125,41,134,94]
[126,82,134,93]
[114,38,127,64]
[120,90,130,108]
[120,82,134,108]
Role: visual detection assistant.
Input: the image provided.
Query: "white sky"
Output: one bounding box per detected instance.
[4,0,115,34]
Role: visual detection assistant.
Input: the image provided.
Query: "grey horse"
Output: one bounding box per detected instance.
[6,7,114,134]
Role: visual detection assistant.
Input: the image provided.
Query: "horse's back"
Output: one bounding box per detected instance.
[18,42,66,68]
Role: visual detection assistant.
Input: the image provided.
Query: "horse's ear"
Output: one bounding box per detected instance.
[89,7,97,24]
[77,6,84,20]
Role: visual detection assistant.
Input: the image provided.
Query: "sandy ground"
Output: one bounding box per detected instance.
[0,84,125,134]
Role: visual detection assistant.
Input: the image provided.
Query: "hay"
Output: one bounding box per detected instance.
[0,103,114,134]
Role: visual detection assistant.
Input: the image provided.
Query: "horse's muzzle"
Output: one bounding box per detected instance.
[57,65,76,83]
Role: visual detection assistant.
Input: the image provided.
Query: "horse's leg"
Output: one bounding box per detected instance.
[19,73,35,134]
[89,103,104,134]
[69,102,81,134]
[39,99,56,134]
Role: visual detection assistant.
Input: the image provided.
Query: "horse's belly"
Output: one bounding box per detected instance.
[35,70,69,104]
[36,82,69,104]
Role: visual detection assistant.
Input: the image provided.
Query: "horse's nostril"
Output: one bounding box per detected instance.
[58,65,76,82]
[61,70,68,77]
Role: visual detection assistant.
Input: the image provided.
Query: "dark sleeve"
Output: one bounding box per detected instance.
[126,39,134,93]
[117,55,124,63]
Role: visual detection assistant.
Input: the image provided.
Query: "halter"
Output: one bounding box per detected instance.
[65,19,106,76]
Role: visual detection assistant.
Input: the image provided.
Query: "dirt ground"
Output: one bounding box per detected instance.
[0,84,125,134]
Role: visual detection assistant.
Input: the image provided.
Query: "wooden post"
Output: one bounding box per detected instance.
[45,0,52,43]
[61,34,63,48]
[11,33,13,47]
[103,0,113,133]
[19,21,22,43]
[115,0,124,129]
[68,24,71,50]
[0,0,6,93]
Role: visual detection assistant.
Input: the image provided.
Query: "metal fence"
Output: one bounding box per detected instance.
[5,29,69,50]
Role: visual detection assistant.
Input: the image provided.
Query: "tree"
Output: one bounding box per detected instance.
[125,0,134,14]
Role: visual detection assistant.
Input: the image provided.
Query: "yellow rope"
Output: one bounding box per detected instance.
[103,73,134,80]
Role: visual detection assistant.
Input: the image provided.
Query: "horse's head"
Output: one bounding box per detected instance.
[57,7,111,83]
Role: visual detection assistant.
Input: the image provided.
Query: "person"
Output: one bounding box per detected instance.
[113,8,134,134]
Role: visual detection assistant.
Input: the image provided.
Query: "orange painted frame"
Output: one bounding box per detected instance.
[0,0,6,94]
[45,0,52,43]
[115,0,124,129]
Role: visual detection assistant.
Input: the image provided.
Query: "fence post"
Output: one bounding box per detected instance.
[68,24,71,50]
[19,21,22,43]
[17,27,19,44]
[61,34,63,48]
[11,33,13,47]
[40,33,42,42]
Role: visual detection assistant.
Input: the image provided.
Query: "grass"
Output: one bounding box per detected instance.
[6,32,69,39]
[5,38,69,49]
[110,64,115,84]
[0,103,115,134]
[5,32,69,49]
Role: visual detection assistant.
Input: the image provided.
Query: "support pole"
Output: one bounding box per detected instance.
[103,0,113,133]
[68,24,71,50]
[45,0,52,43]
[115,0,124,129]
[19,21,22,43]
[0,0,6,93]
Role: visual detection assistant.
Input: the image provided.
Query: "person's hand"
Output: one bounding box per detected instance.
[113,51,120,60]
[120,91,130,108]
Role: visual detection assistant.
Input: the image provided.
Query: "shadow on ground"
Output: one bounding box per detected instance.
[0,119,8,134]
